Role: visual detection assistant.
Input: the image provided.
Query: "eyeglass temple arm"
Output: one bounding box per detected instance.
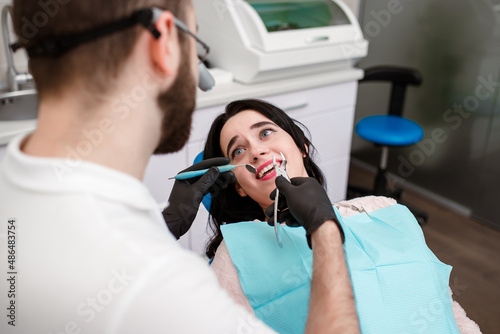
[11,8,163,57]
[173,17,210,55]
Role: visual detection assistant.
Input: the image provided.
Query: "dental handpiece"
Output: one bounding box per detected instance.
[170,164,257,180]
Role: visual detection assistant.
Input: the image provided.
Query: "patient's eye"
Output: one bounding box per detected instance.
[261,129,276,139]
[232,147,245,158]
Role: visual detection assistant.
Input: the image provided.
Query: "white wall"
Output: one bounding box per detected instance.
[342,0,361,18]
[0,1,29,90]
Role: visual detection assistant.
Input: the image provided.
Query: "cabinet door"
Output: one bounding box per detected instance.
[0,146,6,162]
[265,81,358,115]
[186,141,214,256]
[297,107,355,201]
[143,149,188,204]
[143,148,191,249]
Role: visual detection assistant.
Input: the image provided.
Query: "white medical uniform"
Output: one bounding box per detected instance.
[0,133,275,334]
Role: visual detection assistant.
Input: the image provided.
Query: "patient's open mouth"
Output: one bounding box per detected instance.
[256,160,281,180]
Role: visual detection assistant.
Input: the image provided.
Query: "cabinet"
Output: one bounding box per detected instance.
[143,81,359,255]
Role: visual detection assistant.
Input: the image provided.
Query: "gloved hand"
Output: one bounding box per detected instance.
[265,176,344,248]
[163,157,236,239]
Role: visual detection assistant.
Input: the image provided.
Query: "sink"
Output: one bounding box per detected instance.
[0,89,38,121]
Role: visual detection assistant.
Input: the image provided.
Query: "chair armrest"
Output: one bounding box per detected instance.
[362,66,422,86]
[360,66,423,116]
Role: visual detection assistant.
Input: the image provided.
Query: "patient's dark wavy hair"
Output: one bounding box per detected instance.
[203,99,326,258]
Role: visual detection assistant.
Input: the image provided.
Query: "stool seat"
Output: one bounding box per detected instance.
[356,115,424,146]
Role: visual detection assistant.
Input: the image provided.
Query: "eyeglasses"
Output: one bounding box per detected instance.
[172,17,215,91]
[173,17,210,63]
[10,7,215,91]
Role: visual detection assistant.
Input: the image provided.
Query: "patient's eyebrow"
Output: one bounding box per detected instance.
[226,121,277,157]
[250,121,275,130]
[226,135,239,157]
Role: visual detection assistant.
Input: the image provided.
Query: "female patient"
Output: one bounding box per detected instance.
[202,99,480,334]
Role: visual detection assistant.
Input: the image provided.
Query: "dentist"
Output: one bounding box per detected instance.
[0,0,359,333]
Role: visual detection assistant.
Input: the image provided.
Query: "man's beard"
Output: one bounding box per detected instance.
[153,52,197,155]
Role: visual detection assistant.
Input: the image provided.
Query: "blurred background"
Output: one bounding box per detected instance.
[353,0,500,230]
[351,1,500,333]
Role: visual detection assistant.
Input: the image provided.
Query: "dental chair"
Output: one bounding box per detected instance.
[348,66,428,225]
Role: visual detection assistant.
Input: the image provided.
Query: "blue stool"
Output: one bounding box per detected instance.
[350,66,427,224]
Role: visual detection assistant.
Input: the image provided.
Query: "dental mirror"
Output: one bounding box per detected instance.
[235,164,257,174]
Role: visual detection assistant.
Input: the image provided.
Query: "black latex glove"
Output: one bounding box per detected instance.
[265,176,345,248]
[163,157,236,239]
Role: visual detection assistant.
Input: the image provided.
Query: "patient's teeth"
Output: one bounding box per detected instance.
[258,162,280,179]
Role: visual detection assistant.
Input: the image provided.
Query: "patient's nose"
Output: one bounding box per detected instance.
[251,144,269,162]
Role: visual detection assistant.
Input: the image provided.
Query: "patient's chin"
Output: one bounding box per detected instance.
[235,182,249,198]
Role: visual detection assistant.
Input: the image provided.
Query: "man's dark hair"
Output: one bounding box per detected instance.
[12,0,189,99]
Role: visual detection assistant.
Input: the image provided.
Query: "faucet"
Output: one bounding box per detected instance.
[2,5,33,92]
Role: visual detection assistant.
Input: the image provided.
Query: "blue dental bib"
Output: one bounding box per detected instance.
[221,204,460,334]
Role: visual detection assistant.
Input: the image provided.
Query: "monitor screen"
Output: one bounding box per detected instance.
[248,0,351,32]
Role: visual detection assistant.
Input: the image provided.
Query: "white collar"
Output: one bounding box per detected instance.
[2,133,159,211]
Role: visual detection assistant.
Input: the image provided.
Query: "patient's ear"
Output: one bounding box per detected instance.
[234,182,248,197]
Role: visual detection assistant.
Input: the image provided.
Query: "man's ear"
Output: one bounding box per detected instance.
[149,11,180,78]
[234,182,248,197]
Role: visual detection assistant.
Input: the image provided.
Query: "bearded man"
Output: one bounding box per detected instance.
[0,1,359,333]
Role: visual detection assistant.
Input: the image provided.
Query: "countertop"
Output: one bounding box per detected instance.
[0,68,363,146]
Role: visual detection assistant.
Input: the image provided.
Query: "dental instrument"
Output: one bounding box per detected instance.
[170,164,257,180]
[273,152,291,247]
